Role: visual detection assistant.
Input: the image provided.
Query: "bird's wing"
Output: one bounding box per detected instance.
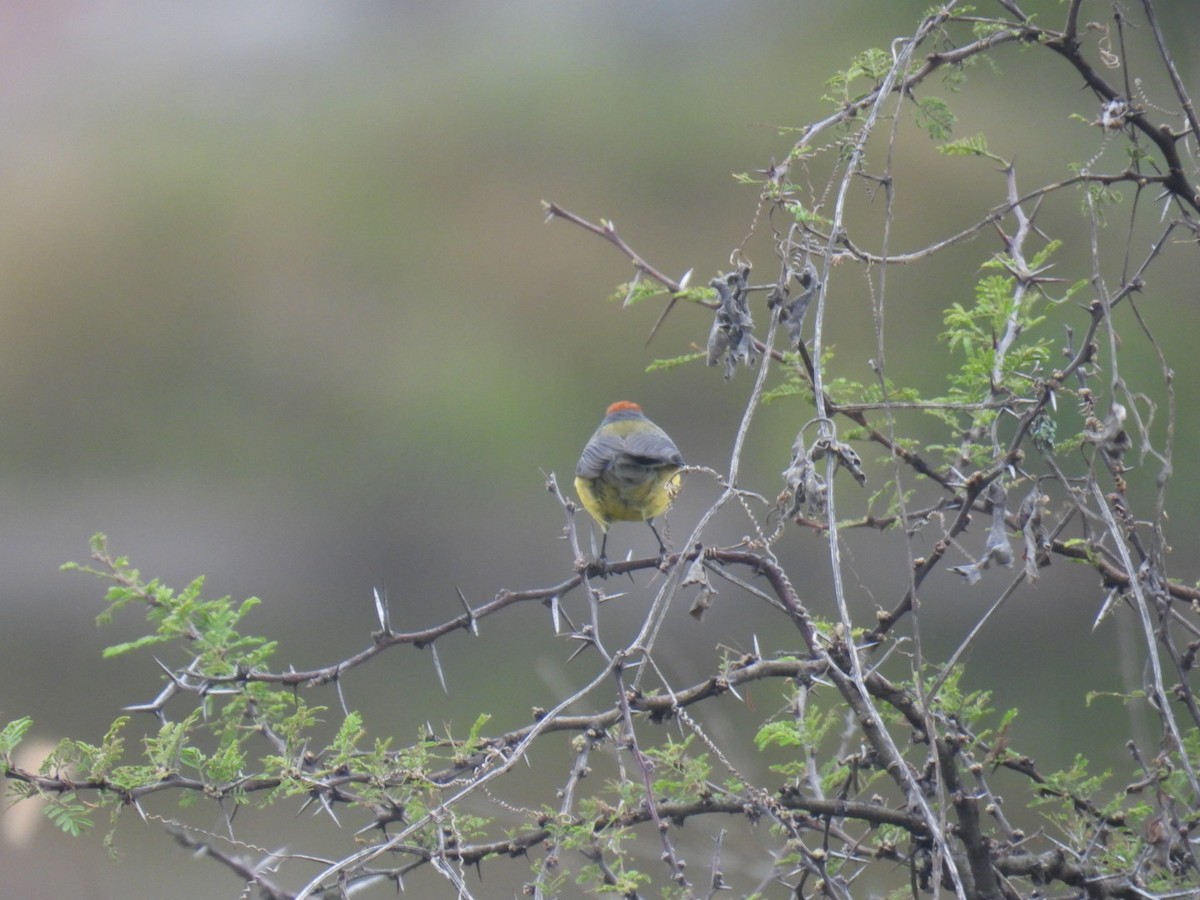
[576,428,626,479]
[622,427,685,468]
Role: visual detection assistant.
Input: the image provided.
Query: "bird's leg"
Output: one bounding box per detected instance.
[647,520,669,558]
[595,529,611,577]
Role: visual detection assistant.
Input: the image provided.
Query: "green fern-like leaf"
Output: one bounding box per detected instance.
[45,795,94,837]
[915,96,955,139]
[646,351,705,373]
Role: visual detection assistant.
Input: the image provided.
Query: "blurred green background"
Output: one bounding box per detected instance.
[2,1,1198,896]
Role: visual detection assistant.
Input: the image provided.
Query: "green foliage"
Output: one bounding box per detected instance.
[200,735,248,786]
[922,245,1082,464]
[142,712,201,776]
[824,48,892,104]
[646,351,705,373]
[550,802,649,895]
[970,15,1017,40]
[646,736,710,803]
[822,375,922,408]
[64,534,272,670]
[915,96,956,140]
[782,199,831,227]
[751,685,844,786]
[576,855,649,896]
[860,474,916,515]
[1029,754,1136,862]
[79,717,130,782]
[44,794,94,837]
[0,715,32,759]
[464,712,493,756]
[941,275,1039,373]
[19,539,337,832]
[938,133,1006,164]
[4,536,555,884]
[1033,754,1110,810]
[327,711,365,768]
[754,704,837,758]
[608,278,665,307]
[608,281,711,308]
[926,666,994,727]
[1078,180,1123,224]
[759,379,804,404]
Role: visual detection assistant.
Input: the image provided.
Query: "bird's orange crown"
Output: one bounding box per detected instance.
[605,400,643,415]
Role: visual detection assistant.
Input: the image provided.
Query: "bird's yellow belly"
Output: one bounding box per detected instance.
[575,468,681,527]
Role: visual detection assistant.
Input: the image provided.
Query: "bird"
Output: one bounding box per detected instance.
[574,401,685,560]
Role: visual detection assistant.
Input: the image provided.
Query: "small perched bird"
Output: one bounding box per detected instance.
[575,401,685,560]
